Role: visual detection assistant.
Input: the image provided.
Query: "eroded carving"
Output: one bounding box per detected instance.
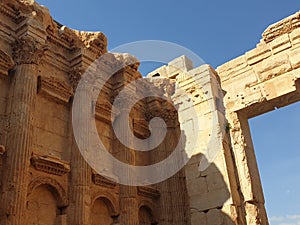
[38,76,73,104]
[12,36,48,65]
[30,154,70,176]
[27,176,68,207]
[92,173,117,189]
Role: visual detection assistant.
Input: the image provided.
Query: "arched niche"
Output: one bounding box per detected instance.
[26,177,68,225]
[91,196,118,225]
[139,205,157,225]
[27,176,68,208]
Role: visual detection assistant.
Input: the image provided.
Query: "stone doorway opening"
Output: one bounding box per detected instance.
[249,101,300,224]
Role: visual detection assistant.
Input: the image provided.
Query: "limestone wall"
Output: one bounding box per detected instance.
[0,1,299,225]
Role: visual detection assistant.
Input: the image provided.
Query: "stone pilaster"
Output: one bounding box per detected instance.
[147,101,173,225]
[0,36,46,225]
[69,70,92,225]
[116,96,139,225]
[149,100,190,225]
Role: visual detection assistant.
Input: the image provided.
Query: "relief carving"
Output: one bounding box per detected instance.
[38,76,73,104]
[92,173,117,189]
[12,36,48,65]
[30,154,70,176]
[68,66,83,90]
[137,186,160,199]
[0,49,15,76]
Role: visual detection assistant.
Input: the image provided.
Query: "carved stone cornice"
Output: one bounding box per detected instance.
[263,11,300,43]
[0,49,15,76]
[145,100,179,128]
[77,31,107,58]
[95,100,119,123]
[133,118,150,139]
[137,186,160,199]
[38,76,73,104]
[30,154,71,176]
[12,36,48,65]
[92,174,117,189]
[0,3,19,21]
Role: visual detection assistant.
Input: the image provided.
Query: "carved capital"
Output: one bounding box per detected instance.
[12,36,47,65]
[68,66,83,90]
[146,100,178,127]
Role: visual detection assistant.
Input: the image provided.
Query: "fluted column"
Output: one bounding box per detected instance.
[116,104,139,225]
[0,36,46,225]
[69,69,92,225]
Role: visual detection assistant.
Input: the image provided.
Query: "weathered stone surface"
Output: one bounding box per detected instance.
[0,1,299,225]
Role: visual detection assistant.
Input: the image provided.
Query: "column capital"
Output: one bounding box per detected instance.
[68,66,84,90]
[12,36,48,65]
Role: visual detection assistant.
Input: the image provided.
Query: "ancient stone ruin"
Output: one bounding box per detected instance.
[0,0,299,224]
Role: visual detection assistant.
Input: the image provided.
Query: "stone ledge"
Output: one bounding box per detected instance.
[137,186,160,199]
[92,173,117,189]
[30,154,70,176]
[38,76,73,104]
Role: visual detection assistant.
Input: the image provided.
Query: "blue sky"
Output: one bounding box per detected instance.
[36,0,300,224]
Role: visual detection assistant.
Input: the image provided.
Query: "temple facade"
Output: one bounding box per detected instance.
[0,1,300,225]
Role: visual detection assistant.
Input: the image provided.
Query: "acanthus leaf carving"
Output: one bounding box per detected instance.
[68,66,84,91]
[12,36,48,65]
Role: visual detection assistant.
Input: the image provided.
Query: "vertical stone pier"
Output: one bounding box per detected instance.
[69,67,93,225]
[1,36,46,225]
[113,66,140,225]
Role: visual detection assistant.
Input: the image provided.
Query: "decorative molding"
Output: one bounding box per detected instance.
[133,118,150,139]
[137,186,160,199]
[38,76,73,104]
[0,4,19,21]
[30,154,70,176]
[263,11,300,43]
[92,173,117,189]
[28,176,68,207]
[12,36,48,65]
[68,66,83,90]
[0,49,15,76]
[95,100,119,123]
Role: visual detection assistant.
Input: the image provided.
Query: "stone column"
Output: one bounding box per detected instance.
[69,68,92,225]
[0,36,46,225]
[159,104,190,225]
[116,96,139,225]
